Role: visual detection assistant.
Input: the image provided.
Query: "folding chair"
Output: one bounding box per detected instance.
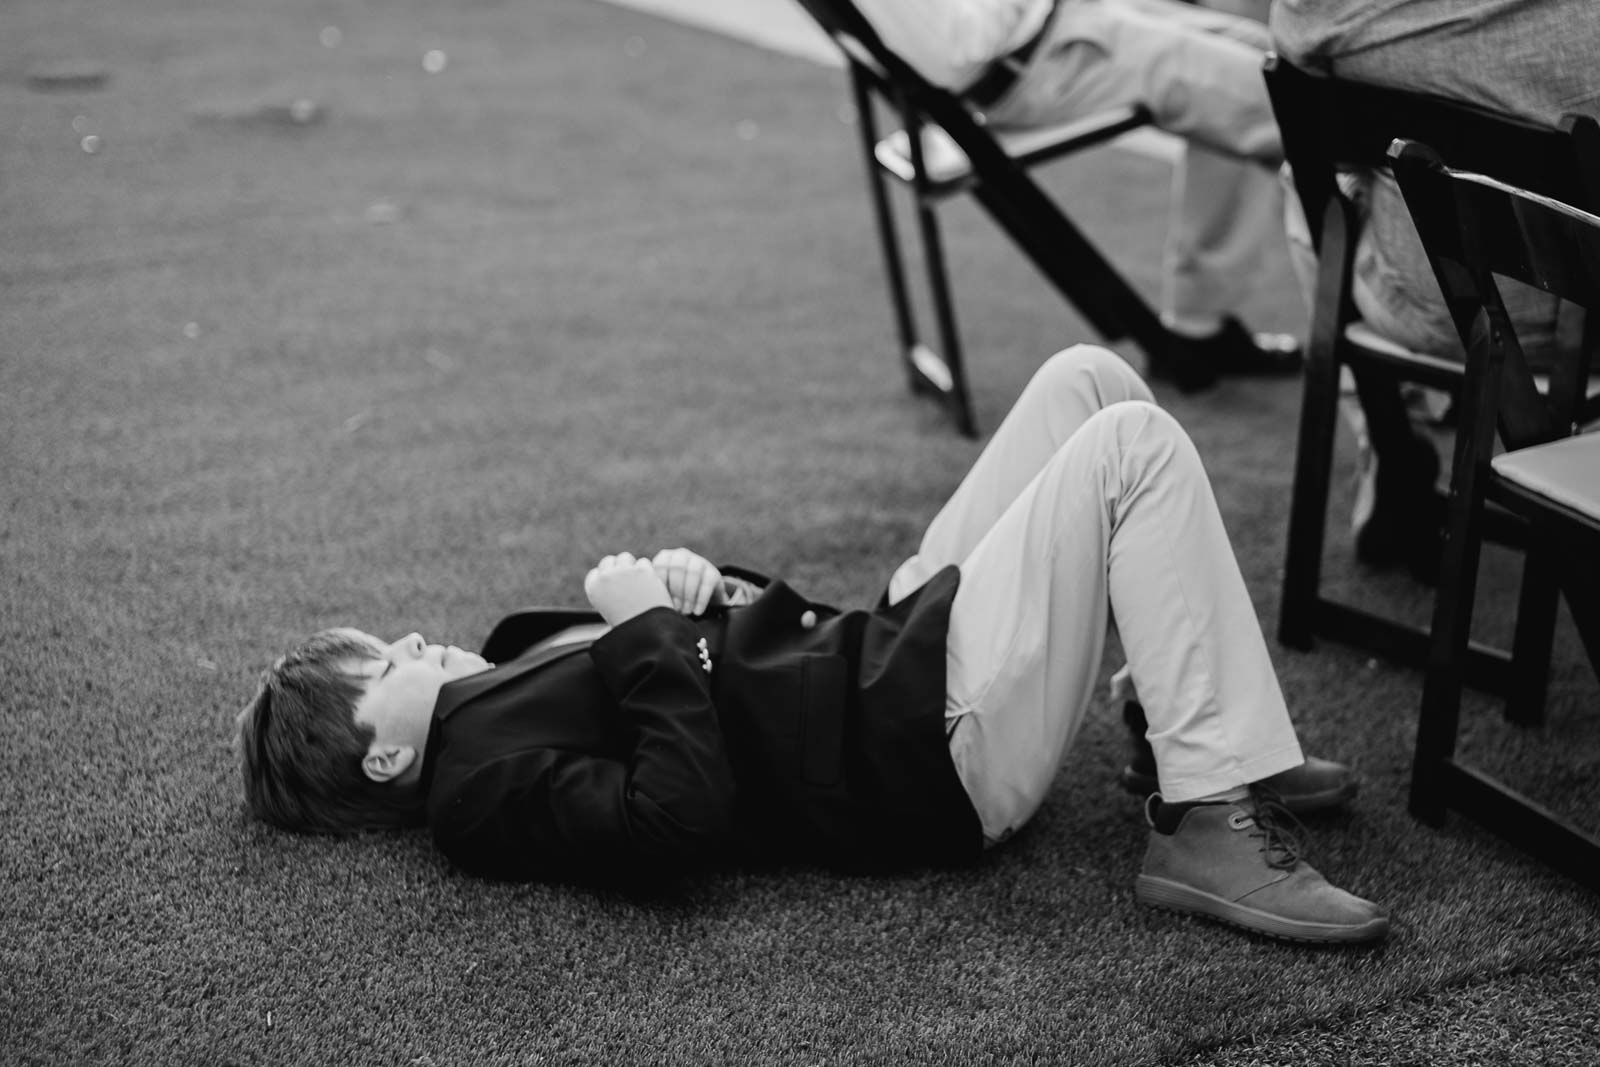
[1266,54,1600,723]
[791,0,1167,436]
[1393,139,1600,889]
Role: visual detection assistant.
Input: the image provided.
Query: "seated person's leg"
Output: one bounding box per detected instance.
[989,0,1278,161]
[943,397,1387,942]
[987,0,1299,390]
[1345,177,1570,580]
[1347,360,1446,580]
[1156,146,1301,391]
[1281,166,1447,579]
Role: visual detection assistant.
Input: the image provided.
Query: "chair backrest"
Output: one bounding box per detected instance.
[1391,139,1600,449]
[1263,55,1600,259]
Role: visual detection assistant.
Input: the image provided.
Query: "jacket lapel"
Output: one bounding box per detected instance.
[479,607,604,665]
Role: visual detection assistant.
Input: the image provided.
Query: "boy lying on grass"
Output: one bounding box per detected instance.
[238,344,1387,944]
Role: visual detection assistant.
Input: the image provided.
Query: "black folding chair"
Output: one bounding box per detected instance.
[1393,138,1600,890]
[1266,54,1600,723]
[791,0,1167,436]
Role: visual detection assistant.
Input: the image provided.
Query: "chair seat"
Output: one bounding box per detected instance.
[874,107,1149,191]
[1493,433,1600,520]
[876,124,970,185]
[1342,320,1428,360]
[1341,320,1475,388]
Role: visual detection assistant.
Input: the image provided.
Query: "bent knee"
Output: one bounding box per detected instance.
[1043,400,1204,494]
[1091,400,1201,467]
[1097,398,1182,436]
[1039,343,1130,383]
[1031,344,1153,407]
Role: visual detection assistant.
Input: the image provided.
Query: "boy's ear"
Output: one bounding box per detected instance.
[361,744,418,784]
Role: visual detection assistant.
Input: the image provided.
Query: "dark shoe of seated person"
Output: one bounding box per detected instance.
[1352,432,1446,584]
[1118,701,1357,815]
[1150,316,1303,394]
[1137,792,1389,944]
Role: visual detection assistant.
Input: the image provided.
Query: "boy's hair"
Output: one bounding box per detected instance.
[236,629,426,834]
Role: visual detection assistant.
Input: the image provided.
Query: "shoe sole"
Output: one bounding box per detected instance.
[1136,875,1389,944]
[1118,767,1358,816]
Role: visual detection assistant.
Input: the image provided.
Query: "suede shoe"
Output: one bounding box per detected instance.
[1136,794,1389,944]
[1117,702,1357,815]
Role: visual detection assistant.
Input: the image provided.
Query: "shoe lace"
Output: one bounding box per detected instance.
[1241,786,1307,871]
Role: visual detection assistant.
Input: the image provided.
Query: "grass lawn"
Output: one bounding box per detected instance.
[3,0,1598,1063]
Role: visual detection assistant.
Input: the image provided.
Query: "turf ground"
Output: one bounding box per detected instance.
[3,1,1598,1063]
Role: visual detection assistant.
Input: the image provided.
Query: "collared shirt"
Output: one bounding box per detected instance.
[851,0,1053,91]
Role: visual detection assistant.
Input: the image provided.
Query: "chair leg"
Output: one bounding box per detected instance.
[1411,350,1497,827]
[910,191,975,436]
[899,106,976,437]
[849,66,920,389]
[1411,503,1486,827]
[1278,344,1342,651]
[1506,539,1558,725]
[1280,204,1356,652]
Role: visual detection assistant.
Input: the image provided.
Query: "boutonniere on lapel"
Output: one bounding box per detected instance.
[696,637,713,674]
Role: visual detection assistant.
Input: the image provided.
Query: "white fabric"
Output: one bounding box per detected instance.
[849,0,1051,91]
[890,345,1303,843]
[987,0,1284,323]
[854,0,1286,324]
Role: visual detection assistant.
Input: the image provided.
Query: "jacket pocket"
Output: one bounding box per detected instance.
[799,654,848,788]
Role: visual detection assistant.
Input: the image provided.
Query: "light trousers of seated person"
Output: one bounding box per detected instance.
[889,345,1302,845]
[984,0,1285,332]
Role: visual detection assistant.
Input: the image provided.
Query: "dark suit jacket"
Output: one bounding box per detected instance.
[419,565,982,883]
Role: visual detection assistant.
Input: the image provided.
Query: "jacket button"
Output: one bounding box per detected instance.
[799,610,817,630]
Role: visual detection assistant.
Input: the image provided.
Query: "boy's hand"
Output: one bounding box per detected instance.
[584,553,674,627]
[651,548,722,616]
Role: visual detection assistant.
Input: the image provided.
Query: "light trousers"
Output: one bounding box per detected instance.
[889,346,1302,844]
[985,0,1284,329]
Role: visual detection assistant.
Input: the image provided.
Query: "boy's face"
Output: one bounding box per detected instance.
[347,631,492,755]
